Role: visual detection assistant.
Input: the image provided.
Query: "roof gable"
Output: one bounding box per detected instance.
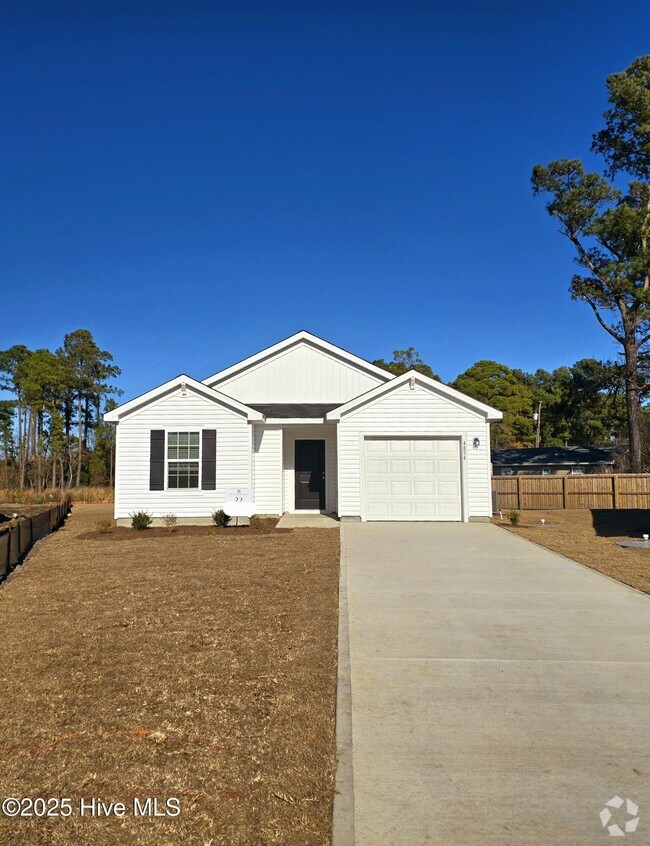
[203,331,393,389]
[103,375,263,422]
[326,370,503,421]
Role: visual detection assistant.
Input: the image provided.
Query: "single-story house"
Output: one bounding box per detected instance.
[105,331,502,524]
[491,446,616,476]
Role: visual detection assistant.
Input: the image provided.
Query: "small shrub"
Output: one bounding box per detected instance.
[130,511,153,530]
[507,509,520,526]
[96,519,112,534]
[161,513,178,532]
[211,509,230,528]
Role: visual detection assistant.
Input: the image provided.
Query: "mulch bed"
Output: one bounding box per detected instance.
[0,503,340,846]
[78,523,284,541]
[494,508,650,594]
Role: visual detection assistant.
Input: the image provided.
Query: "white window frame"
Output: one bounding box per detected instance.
[500,468,514,476]
[166,430,202,490]
[570,466,584,475]
[541,467,551,476]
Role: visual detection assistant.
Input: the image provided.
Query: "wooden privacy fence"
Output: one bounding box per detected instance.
[492,474,650,510]
[0,499,71,581]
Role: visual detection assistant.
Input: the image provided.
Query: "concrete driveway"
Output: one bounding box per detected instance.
[334,522,650,846]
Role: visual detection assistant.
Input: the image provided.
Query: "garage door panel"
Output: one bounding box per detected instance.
[390,502,415,518]
[413,459,435,474]
[438,501,461,519]
[389,440,411,453]
[367,458,389,474]
[436,458,459,473]
[412,440,435,453]
[366,439,388,453]
[436,440,458,453]
[389,459,411,473]
[371,499,391,520]
[413,501,437,518]
[365,438,461,522]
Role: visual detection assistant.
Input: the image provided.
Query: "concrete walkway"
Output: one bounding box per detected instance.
[276,513,339,528]
[335,522,650,846]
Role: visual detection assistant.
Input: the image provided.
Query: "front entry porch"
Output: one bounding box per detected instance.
[252,421,338,516]
[283,423,338,515]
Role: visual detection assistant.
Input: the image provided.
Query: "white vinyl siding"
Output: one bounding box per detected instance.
[252,424,283,515]
[338,381,491,520]
[114,386,251,519]
[211,342,385,404]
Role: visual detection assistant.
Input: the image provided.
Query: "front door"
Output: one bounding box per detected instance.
[295,440,326,510]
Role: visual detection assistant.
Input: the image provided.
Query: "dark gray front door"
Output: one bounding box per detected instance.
[295,440,326,510]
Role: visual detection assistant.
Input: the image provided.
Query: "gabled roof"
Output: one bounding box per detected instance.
[202,330,394,387]
[492,446,616,466]
[326,370,503,421]
[104,374,264,422]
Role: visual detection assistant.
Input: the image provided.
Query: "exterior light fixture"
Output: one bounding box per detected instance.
[472,437,480,450]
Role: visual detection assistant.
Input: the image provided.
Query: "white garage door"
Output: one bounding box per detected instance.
[364,438,462,521]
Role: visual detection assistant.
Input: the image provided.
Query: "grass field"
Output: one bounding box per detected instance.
[0,504,339,846]
[495,508,650,594]
[0,487,114,505]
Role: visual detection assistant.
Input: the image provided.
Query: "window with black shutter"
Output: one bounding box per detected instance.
[150,430,165,490]
[202,430,217,490]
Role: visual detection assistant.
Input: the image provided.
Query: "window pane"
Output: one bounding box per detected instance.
[168,460,199,489]
[168,432,200,460]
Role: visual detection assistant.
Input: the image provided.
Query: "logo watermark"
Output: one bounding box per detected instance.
[600,796,639,837]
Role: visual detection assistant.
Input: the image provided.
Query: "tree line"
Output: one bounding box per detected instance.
[0,329,121,490]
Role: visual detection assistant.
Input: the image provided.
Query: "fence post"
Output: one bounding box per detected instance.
[613,474,619,510]
[516,475,521,510]
[561,475,567,509]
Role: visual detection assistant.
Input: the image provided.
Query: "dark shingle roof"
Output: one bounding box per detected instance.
[249,403,341,419]
[492,446,616,466]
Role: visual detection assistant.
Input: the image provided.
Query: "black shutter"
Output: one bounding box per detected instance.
[202,430,217,490]
[150,430,165,490]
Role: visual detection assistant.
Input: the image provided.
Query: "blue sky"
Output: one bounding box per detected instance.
[2,1,649,400]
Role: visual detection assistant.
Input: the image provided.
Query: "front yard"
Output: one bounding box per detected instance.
[494,508,650,594]
[0,504,339,846]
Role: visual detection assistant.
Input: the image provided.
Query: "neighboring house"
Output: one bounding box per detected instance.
[491,446,616,476]
[105,331,502,524]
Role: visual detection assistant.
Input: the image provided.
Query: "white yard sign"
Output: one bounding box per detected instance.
[224,488,256,518]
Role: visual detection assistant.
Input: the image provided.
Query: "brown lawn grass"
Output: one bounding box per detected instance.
[0,504,339,845]
[494,508,650,594]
